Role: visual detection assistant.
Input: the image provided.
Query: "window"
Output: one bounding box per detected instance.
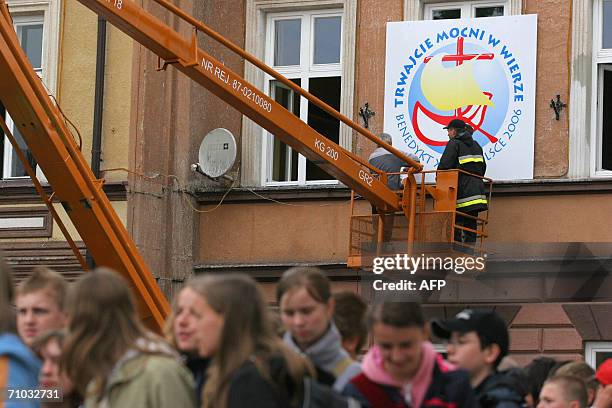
[2,0,59,180]
[264,11,343,185]
[242,0,355,187]
[604,0,612,49]
[424,1,509,20]
[593,0,612,175]
[2,15,43,179]
[599,67,612,171]
[585,342,612,369]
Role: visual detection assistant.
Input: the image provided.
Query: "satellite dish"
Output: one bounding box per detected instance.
[197,128,237,178]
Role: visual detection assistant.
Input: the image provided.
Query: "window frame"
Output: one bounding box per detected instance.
[309,14,343,71]
[263,9,344,186]
[12,17,44,76]
[585,341,612,368]
[267,80,300,183]
[594,64,612,174]
[404,0,522,23]
[423,0,509,20]
[3,13,45,180]
[241,0,357,188]
[591,0,612,177]
[3,0,59,181]
[599,0,612,55]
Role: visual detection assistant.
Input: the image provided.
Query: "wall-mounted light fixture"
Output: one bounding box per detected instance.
[359,102,376,129]
[550,95,566,121]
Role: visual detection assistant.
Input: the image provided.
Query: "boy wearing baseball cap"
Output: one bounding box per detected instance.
[432,309,524,408]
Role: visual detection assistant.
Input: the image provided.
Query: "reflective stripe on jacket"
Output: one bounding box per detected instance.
[438,129,488,212]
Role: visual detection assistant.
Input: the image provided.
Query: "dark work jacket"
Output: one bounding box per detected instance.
[438,129,488,213]
[343,357,478,408]
[475,371,525,408]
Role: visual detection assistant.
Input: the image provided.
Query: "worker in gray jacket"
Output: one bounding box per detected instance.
[368,133,419,243]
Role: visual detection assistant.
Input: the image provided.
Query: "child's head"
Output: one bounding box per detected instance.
[277,267,334,350]
[192,273,272,359]
[197,273,311,408]
[16,267,67,346]
[31,330,72,391]
[62,268,147,394]
[538,375,588,408]
[367,301,429,382]
[432,309,508,386]
[333,291,367,359]
[554,361,598,406]
[165,281,212,355]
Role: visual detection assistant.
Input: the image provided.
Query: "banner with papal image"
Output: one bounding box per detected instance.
[384,15,537,181]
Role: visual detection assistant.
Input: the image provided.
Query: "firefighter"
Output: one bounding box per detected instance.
[438,119,488,244]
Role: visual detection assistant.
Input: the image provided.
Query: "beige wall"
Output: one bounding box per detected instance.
[198,193,612,265]
[0,201,128,243]
[487,193,612,242]
[58,1,132,183]
[101,24,133,182]
[198,200,357,264]
[57,1,95,166]
[48,200,129,241]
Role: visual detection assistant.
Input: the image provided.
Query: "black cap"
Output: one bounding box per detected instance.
[443,119,467,130]
[431,309,509,357]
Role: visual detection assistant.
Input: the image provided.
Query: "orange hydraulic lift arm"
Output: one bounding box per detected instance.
[0,1,169,330]
[75,0,421,211]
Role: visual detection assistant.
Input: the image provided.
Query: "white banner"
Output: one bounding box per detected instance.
[384,15,537,181]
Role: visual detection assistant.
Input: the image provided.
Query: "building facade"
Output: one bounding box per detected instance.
[0,0,132,281]
[1,0,611,365]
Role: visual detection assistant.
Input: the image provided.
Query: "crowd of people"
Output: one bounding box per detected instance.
[1,260,611,408]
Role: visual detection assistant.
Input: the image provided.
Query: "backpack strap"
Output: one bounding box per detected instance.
[351,373,405,408]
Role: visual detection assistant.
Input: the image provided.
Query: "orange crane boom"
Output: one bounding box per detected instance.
[0,0,168,330]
